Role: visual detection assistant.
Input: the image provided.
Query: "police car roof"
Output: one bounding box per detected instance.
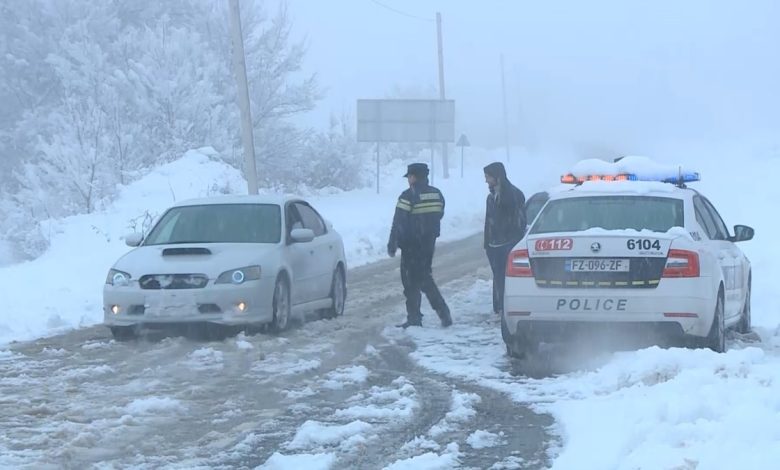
[549,180,690,200]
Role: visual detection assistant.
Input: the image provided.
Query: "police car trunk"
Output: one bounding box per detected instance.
[503,167,719,342]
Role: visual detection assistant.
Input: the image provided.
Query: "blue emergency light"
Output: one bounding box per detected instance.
[561,171,700,185]
[659,172,700,184]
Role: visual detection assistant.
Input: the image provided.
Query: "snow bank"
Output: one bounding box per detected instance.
[0,239,14,267]
[124,396,185,415]
[466,430,504,449]
[398,276,780,470]
[259,452,336,470]
[383,442,461,470]
[287,420,372,450]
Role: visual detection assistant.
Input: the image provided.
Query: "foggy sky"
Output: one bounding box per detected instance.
[287,0,780,155]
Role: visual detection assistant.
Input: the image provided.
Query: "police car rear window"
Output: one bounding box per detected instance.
[530,196,684,234]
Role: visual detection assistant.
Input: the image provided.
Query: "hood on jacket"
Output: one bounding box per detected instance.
[484,161,512,188]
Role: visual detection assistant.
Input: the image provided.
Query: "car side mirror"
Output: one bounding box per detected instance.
[732,225,754,243]
[125,232,144,247]
[324,219,334,231]
[290,228,315,244]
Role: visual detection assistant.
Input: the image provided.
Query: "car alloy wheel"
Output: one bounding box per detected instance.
[323,267,346,319]
[272,277,290,332]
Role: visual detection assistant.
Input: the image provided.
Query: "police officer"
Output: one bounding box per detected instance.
[387,163,453,328]
[484,162,526,316]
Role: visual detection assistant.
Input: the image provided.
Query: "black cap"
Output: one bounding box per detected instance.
[403,163,429,177]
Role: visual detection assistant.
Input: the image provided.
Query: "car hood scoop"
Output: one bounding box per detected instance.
[113,243,276,277]
[162,247,212,256]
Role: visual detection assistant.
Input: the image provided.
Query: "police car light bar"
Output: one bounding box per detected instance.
[560,172,700,185]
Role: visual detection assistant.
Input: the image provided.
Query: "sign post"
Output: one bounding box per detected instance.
[357,99,455,192]
[456,134,470,178]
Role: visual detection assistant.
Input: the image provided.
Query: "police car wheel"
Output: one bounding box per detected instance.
[502,317,537,359]
[736,279,751,335]
[702,291,726,353]
[110,326,137,341]
[500,315,512,344]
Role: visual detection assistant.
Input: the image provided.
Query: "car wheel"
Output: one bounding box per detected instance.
[270,277,291,333]
[321,266,346,320]
[501,316,537,359]
[703,291,726,353]
[736,279,751,335]
[110,326,137,341]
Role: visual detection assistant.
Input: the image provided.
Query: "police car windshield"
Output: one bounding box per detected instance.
[530,196,684,234]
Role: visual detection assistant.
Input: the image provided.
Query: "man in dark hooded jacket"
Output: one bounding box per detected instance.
[484,162,526,315]
[388,163,453,328]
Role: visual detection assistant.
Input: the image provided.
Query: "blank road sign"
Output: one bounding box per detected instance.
[357,99,455,143]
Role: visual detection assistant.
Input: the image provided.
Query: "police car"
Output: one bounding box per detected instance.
[501,157,754,357]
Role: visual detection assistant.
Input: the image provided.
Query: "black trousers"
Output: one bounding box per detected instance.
[400,241,449,322]
[486,243,515,314]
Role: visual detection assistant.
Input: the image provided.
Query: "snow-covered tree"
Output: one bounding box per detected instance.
[0,0,360,261]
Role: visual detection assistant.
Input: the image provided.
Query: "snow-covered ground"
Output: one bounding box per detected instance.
[388,278,780,470]
[0,146,563,347]
[0,239,13,267]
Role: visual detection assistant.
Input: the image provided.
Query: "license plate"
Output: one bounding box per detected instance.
[566,258,630,272]
[150,293,191,316]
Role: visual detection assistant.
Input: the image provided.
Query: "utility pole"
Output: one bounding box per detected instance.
[436,12,450,179]
[500,53,510,164]
[229,0,259,195]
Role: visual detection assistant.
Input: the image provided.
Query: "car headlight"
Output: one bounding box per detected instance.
[216,266,262,285]
[106,269,131,286]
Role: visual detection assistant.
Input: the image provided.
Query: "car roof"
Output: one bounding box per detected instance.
[547,181,694,201]
[171,194,302,208]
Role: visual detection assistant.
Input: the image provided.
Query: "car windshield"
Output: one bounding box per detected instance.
[530,196,684,234]
[144,204,281,244]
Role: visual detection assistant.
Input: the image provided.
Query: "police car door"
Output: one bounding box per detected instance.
[700,196,746,320]
[693,196,739,318]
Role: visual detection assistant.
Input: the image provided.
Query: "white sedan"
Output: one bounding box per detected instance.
[103,195,347,339]
[502,161,753,357]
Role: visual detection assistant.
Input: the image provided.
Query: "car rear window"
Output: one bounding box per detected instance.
[529,196,684,234]
[525,191,549,225]
[145,204,282,244]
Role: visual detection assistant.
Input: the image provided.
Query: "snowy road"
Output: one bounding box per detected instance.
[0,235,554,469]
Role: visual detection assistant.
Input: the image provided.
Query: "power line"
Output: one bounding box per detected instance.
[368,0,434,22]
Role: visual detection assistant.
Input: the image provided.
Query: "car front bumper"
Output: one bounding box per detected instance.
[103,277,276,327]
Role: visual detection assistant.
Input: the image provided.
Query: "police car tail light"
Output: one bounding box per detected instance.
[507,249,533,277]
[663,249,700,278]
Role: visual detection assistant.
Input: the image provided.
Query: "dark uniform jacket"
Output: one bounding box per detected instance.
[388,179,445,252]
[484,162,526,248]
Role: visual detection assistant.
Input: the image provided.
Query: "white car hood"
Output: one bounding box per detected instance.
[113,243,278,279]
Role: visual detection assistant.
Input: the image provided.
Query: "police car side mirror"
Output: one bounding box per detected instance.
[731,224,754,243]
